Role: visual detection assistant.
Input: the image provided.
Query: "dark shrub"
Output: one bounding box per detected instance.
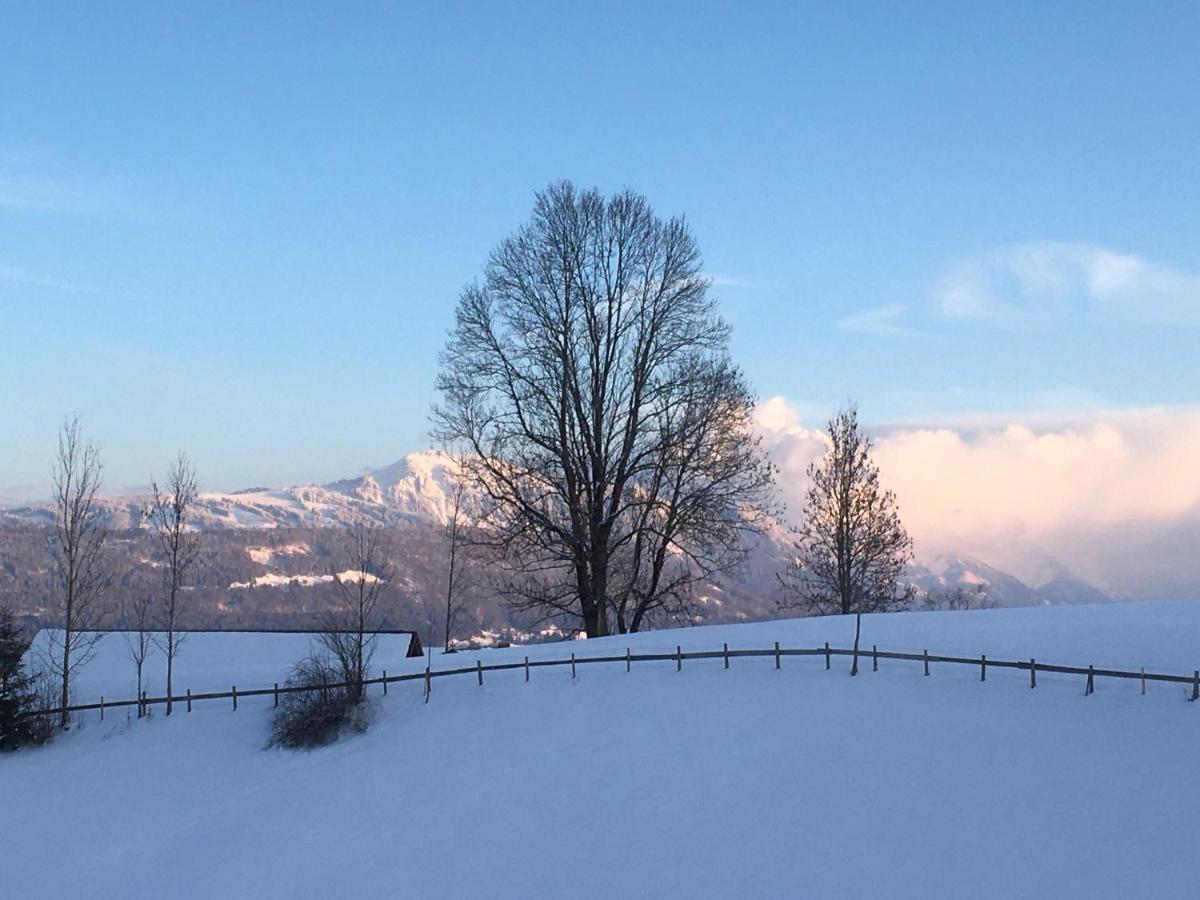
[269,655,369,749]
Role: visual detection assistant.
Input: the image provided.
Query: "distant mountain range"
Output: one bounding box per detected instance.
[1,450,1115,641]
[907,554,1110,608]
[2,450,467,532]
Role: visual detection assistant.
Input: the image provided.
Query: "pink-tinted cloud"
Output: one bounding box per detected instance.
[757,397,1200,598]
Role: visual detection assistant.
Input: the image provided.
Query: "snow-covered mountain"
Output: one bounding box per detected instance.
[1,449,1113,609]
[1,450,468,532]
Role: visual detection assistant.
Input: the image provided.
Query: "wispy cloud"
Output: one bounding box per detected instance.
[837,303,921,337]
[935,241,1200,325]
[704,271,774,290]
[0,262,94,293]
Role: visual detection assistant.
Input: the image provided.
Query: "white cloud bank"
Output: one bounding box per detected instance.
[757,396,1200,599]
[935,241,1200,325]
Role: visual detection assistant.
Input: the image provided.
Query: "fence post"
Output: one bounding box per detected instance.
[1086,665,1095,695]
[187,688,192,713]
[571,653,576,680]
[923,649,929,677]
[1140,667,1146,696]
[525,656,530,682]
[382,670,388,696]
[981,655,986,682]
[1192,671,1199,702]
[141,690,147,717]
[477,659,484,687]
[626,648,631,673]
[274,683,279,708]
[232,686,238,711]
[872,645,878,672]
[424,664,431,704]
[723,643,729,670]
[1030,659,1037,689]
[774,641,781,670]
[676,646,682,672]
[824,642,830,670]
[100,696,104,722]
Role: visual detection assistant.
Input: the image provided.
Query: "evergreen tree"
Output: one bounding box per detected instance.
[0,609,41,751]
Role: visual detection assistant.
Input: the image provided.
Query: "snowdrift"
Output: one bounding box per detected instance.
[4,602,1200,898]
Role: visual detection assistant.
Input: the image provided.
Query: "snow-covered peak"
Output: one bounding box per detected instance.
[323,449,467,525]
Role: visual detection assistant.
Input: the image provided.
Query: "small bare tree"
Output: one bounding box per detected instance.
[45,416,109,729]
[320,523,390,702]
[147,453,200,715]
[779,405,914,621]
[922,584,997,611]
[442,454,471,652]
[123,593,154,717]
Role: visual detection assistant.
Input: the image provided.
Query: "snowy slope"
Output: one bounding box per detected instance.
[4,602,1200,898]
[23,630,419,703]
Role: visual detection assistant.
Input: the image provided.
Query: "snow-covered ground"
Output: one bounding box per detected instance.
[23,630,420,703]
[4,602,1200,898]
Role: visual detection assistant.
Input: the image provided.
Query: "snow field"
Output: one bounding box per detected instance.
[4,601,1200,898]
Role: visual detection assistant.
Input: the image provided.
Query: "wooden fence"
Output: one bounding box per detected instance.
[25,641,1200,722]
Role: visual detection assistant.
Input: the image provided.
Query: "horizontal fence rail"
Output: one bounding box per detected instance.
[25,642,1200,721]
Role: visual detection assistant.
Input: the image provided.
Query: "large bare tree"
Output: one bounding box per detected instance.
[320,523,390,702]
[779,405,914,619]
[147,453,200,715]
[46,416,109,728]
[434,181,775,637]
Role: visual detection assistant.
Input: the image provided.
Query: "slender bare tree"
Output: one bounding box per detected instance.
[46,416,109,729]
[442,453,471,652]
[320,523,390,702]
[123,593,154,717]
[147,453,200,715]
[434,181,775,637]
[779,405,914,621]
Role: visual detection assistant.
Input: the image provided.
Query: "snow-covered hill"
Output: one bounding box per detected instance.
[4,602,1199,898]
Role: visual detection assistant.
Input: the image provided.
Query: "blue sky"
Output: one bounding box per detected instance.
[2,2,1199,496]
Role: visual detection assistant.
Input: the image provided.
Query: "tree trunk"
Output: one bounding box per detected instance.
[59,618,71,729]
[850,612,861,676]
[166,633,173,715]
